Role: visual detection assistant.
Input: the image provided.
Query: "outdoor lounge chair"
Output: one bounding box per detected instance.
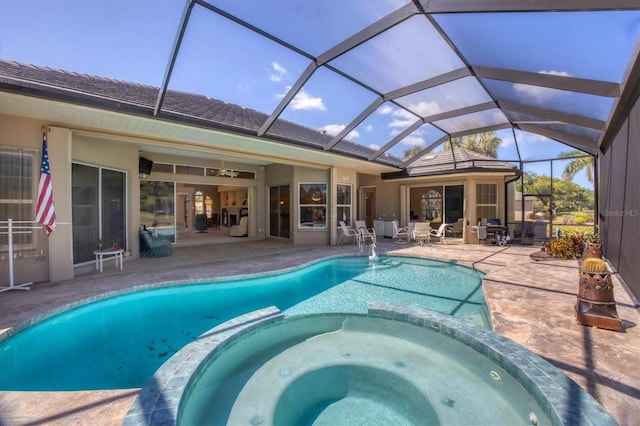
[355,220,376,245]
[429,223,448,245]
[449,219,464,237]
[338,220,361,247]
[139,230,172,257]
[391,220,410,243]
[412,222,430,246]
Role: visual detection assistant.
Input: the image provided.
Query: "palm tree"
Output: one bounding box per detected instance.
[444,132,501,158]
[559,150,594,183]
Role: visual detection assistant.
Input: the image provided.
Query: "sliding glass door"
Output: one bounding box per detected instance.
[269,185,289,238]
[72,163,126,264]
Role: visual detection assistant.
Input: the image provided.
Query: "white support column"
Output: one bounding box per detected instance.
[46,126,74,282]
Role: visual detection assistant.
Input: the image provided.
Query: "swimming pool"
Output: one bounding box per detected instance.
[0,255,485,391]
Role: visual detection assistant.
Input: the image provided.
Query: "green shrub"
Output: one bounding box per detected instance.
[575,216,587,225]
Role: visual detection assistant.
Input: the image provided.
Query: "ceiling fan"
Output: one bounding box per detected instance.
[217,160,239,178]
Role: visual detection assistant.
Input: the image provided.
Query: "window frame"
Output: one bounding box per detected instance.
[298,182,327,229]
[476,183,498,220]
[336,183,353,227]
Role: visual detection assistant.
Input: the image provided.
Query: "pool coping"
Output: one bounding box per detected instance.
[124,302,617,426]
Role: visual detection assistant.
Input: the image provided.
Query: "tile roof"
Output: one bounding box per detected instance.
[383,148,518,179]
[0,59,402,166]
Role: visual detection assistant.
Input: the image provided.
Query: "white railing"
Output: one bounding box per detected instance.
[0,219,45,292]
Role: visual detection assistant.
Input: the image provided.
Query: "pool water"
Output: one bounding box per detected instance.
[178,313,552,426]
[0,255,484,391]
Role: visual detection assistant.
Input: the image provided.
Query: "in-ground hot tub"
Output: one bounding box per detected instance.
[125,303,616,426]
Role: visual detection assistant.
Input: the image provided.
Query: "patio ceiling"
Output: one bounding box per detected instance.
[0,0,638,170]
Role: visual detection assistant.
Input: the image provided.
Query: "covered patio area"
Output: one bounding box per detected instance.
[0,241,638,425]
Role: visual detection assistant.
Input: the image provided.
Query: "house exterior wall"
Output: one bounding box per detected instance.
[1,110,515,286]
[381,173,509,244]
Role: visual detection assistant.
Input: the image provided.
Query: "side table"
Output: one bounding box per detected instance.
[93,248,125,273]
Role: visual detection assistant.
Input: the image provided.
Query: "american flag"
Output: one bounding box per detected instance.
[35,134,56,235]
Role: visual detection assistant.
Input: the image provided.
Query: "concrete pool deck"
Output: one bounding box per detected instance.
[0,240,638,425]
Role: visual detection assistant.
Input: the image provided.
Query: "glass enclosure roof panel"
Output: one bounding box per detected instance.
[433,109,508,135]
[514,130,576,162]
[482,79,615,122]
[394,77,492,118]
[434,11,640,82]
[494,129,522,163]
[0,0,183,87]
[278,67,378,135]
[382,123,446,161]
[329,15,465,93]
[207,0,408,56]
[168,4,310,114]
[529,122,601,144]
[348,103,416,152]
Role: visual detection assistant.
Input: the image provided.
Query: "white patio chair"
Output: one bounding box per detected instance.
[412,222,430,246]
[338,220,361,248]
[355,220,376,245]
[429,223,448,245]
[391,220,410,243]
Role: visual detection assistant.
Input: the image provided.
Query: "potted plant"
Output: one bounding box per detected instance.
[97,239,104,250]
[575,258,622,331]
[109,236,120,250]
[582,232,601,259]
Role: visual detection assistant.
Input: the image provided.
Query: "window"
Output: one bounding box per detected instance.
[299,183,326,228]
[420,188,442,222]
[194,191,204,215]
[72,164,127,264]
[336,184,352,226]
[0,147,39,253]
[476,183,497,220]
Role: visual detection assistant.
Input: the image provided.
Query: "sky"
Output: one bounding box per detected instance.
[1,0,637,190]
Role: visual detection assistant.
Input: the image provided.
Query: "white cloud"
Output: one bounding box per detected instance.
[320,124,344,136]
[513,70,573,102]
[407,100,442,117]
[369,143,381,150]
[402,134,425,147]
[388,108,416,128]
[365,124,373,132]
[290,88,326,111]
[377,104,395,115]
[320,124,360,140]
[269,61,287,82]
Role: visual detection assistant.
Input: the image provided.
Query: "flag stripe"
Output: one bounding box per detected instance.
[36,135,56,235]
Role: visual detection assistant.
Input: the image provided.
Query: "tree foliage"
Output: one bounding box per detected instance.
[516,173,594,213]
[559,149,594,183]
[445,132,501,158]
[403,131,502,159]
[403,145,424,159]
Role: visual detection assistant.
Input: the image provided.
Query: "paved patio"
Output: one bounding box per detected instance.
[0,240,638,425]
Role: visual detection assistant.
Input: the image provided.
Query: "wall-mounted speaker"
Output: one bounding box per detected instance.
[139,157,153,175]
